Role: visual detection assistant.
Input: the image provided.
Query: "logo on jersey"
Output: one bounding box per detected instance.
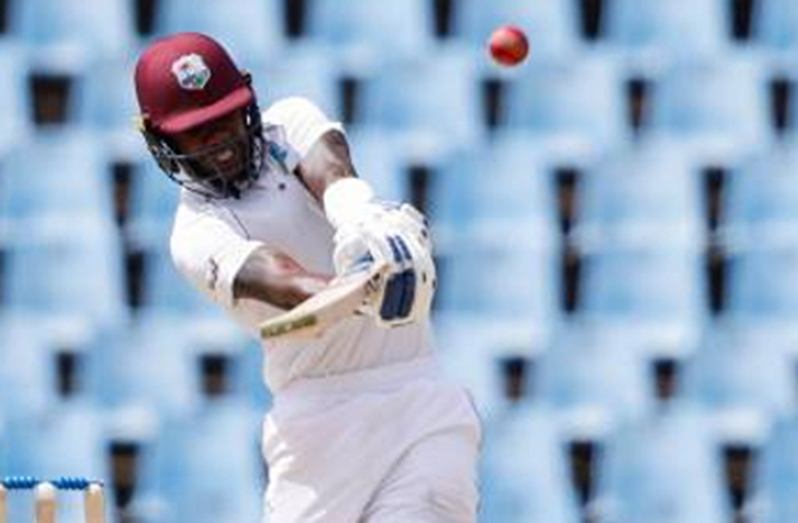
[268,141,288,165]
[171,53,211,91]
[206,257,219,291]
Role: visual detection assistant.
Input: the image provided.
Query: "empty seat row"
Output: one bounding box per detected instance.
[0,398,265,523]
[0,39,795,159]
[480,397,798,523]
[3,0,798,66]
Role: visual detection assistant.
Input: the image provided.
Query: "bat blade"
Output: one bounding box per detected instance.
[259,261,388,340]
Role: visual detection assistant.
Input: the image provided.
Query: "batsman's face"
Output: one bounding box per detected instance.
[170,109,249,183]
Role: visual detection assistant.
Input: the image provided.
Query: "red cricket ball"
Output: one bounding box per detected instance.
[488,25,529,67]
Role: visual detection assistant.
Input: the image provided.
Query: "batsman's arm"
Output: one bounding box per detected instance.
[296,129,357,205]
[230,130,355,310]
[233,247,332,310]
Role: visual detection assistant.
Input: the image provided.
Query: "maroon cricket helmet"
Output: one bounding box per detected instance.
[135,32,254,135]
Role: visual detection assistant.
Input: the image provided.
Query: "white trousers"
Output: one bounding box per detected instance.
[262,356,482,523]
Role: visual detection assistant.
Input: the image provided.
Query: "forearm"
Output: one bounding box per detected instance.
[296,130,357,205]
[233,247,332,309]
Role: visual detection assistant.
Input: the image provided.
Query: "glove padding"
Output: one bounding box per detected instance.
[333,203,436,328]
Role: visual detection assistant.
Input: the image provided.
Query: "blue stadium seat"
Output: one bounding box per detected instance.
[451,0,582,63]
[304,0,436,64]
[480,403,581,523]
[751,418,798,523]
[140,245,223,318]
[435,235,561,328]
[429,133,560,252]
[596,404,732,523]
[346,129,409,203]
[9,0,136,71]
[432,225,560,413]
[357,46,484,151]
[603,0,732,64]
[726,240,798,322]
[434,313,544,415]
[2,224,128,329]
[0,318,59,418]
[126,159,180,251]
[574,138,706,248]
[537,321,655,439]
[681,324,795,443]
[132,400,264,523]
[647,55,773,156]
[87,316,261,436]
[71,57,142,159]
[500,53,629,158]
[722,144,798,247]
[154,0,287,67]
[85,319,201,430]
[254,48,343,122]
[752,0,798,52]
[578,243,709,358]
[3,401,115,523]
[0,130,115,231]
[0,42,33,155]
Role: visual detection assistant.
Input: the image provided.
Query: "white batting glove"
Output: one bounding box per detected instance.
[325,179,436,328]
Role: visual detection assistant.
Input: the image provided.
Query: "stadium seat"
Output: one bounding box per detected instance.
[726,239,798,321]
[751,418,798,523]
[0,317,59,418]
[574,138,706,248]
[254,48,343,122]
[451,0,582,63]
[71,57,142,158]
[434,313,544,415]
[595,404,732,523]
[0,42,33,155]
[578,242,709,358]
[8,0,136,71]
[154,0,287,67]
[85,319,201,430]
[87,314,260,434]
[132,399,264,523]
[536,321,655,439]
[139,245,223,318]
[433,238,562,363]
[0,130,116,232]
[603,0,732,64]
[435,235,561,328]
[2,223,128,330]
[752,0,798,52]
[681,324,795,443]
[429,133,560,253]
[304,0,436,65]
[722,144,798,247]
[480,403,581,523]
[500,53,629,159]
[126,159,180,251]
[647,54,773,157]
[356,45,483,152]
[346,129,409,203]
[3,401,115,523]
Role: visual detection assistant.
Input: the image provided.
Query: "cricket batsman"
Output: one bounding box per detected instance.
[133,32,481,523]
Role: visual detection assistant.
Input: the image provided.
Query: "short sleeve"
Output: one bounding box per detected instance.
[263,97,344,160]
[170,206,263,309]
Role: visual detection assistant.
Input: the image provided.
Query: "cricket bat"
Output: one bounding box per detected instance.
[259,261,389,340]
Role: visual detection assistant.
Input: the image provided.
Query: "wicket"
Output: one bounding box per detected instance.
[0,477,104,523]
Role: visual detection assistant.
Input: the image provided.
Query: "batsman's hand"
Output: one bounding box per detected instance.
[332,203,436,328]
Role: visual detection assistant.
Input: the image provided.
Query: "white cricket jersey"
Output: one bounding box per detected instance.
[169,97,434,391]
